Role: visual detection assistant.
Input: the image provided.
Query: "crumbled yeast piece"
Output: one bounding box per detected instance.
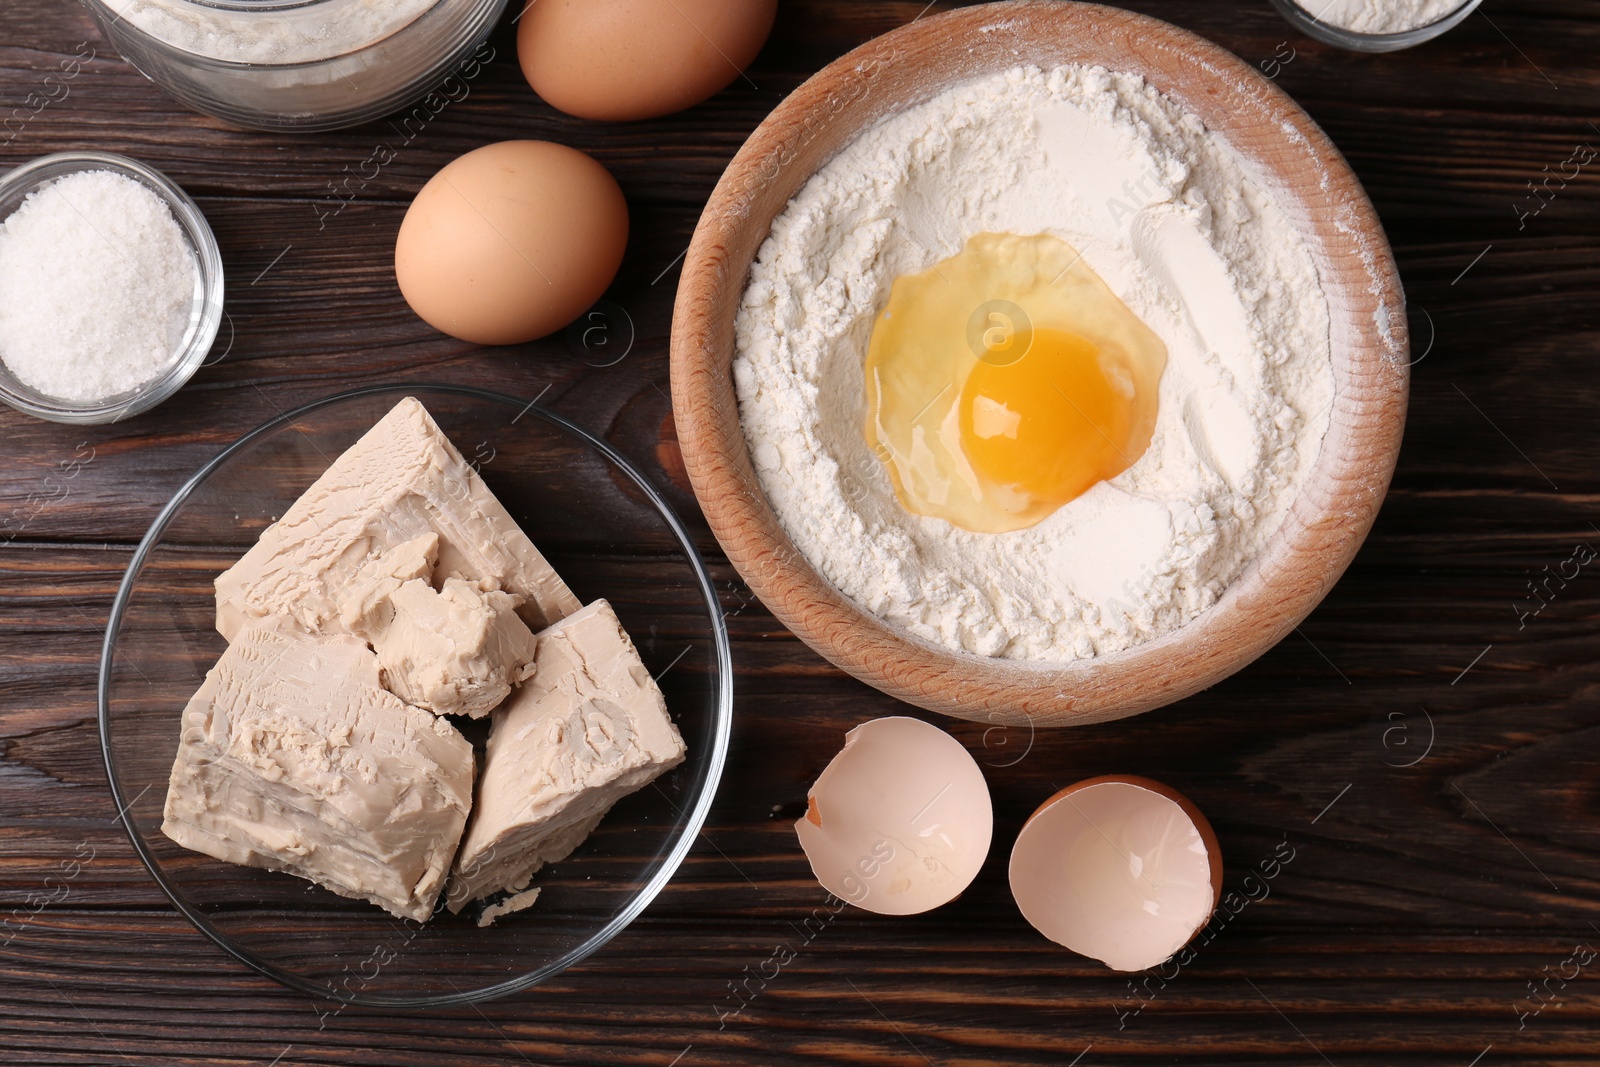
[449,599,687,908]
[161,617,475,922]
[339,533,539,719]
[475,887,543,928]
[214,396,580,643]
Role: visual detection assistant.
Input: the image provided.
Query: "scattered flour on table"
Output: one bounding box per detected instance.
[733,66,1335,663]
[0,169,195,403]
[1304,0,1464,34]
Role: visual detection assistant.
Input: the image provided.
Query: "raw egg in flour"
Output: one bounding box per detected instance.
[864,232,1167,533]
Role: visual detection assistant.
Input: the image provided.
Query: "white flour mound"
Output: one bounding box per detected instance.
[1305,0,1463,34]
[103,0,439,64]
[732,66,1335,664]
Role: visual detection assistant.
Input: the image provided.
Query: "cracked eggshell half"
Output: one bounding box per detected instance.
[795,716,992,916]
[1009,775,1222,972]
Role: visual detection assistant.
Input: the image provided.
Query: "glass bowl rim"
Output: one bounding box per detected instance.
[96,382,735,1008]
[0,150,225,425]
[1268,0,1483,52]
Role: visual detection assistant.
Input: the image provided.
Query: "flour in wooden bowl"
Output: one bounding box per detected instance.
[1309,0,1464,34]
[733,65,1334,663]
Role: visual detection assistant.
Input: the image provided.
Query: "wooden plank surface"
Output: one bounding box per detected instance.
[2,0,1599,1064]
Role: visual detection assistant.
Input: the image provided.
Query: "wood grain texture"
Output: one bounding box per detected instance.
[1,0,1599,1064]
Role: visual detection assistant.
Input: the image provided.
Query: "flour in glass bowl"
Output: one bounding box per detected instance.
[733,66,1335,663]
[1303,0,1465,34]
[99,0,440,64]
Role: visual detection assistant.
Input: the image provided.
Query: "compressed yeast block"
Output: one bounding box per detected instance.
[161,617,475,922]
[215,396,580,642]
[339,533,539,719]
[449,599,686,909]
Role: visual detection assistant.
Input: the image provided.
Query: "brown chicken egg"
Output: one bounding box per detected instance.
[1009,775,1222,972]
[394,140,628,345]
[796,717,993,916]
[517,0,777,122]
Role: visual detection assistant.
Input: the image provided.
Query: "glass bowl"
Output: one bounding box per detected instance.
[81,0,509,132]
[1269,0,1483,52]
[98,384,733,1007]
[0,152,223,425]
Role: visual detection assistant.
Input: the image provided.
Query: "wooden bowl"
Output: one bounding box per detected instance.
[670,1,1408,728]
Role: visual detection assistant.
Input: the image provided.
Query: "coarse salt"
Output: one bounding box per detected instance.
[0,169,196,404]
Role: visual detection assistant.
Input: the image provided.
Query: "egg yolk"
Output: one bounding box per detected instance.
[863,231,1166,533]
[959,328,1136,514]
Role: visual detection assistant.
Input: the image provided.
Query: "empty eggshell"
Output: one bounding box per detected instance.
[517,0,777,122]
[1008,775,1222,972]
[796,716,992,916]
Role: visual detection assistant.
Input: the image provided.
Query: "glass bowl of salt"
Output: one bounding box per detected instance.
[0,151,224,425]
[1270,0,1483,53]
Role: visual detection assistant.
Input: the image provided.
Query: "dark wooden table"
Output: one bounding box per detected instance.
[2,1,1597,1064]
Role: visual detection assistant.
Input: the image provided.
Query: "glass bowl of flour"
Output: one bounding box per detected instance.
[0,152,223,425]
[1271,0,1482,52]
[80,0,507,131]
